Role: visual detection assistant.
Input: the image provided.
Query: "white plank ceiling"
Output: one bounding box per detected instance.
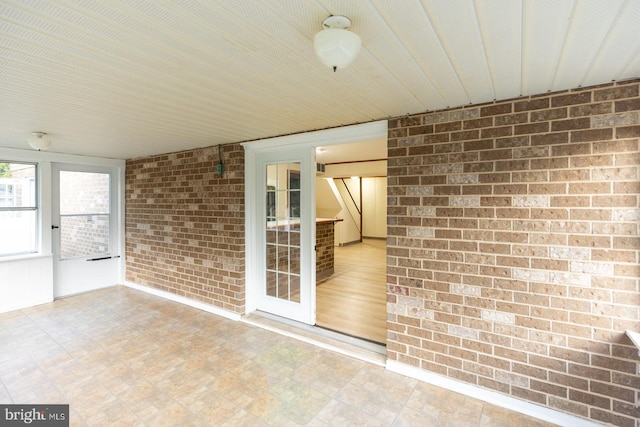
[1,0,639,159]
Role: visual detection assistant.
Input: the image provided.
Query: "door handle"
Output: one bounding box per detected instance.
[51,225,59,229]
[87,255,120,262]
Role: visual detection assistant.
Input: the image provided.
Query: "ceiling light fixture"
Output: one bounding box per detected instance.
[314,15,361,72]
[27,132,52,150]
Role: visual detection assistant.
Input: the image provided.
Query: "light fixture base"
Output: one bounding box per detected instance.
[322,15,352,30]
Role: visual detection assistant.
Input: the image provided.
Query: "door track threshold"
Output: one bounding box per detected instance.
[242,311,386,366]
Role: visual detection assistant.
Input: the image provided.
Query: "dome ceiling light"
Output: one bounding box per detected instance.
[314,15,361,72]
[27,132,52,150]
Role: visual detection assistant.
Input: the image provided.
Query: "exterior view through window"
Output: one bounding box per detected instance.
[59,171,110,259]
[0,162,37,256]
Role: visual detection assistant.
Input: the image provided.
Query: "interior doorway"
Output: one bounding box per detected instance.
[316,238,386,343]
[243,121,388,344]
[314,140,388,345]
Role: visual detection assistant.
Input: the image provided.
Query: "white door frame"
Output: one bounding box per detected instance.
[52,163,122,297]
[243,120,387,323]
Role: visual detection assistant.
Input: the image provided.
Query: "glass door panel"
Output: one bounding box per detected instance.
[265,163,301,303]
[59,171,110,259]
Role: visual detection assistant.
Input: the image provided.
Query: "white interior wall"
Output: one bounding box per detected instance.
[316,174,387,245]
[0,255,53,312]
[362,177,387,238]
[325,178,361,246]
[315,177,341,219]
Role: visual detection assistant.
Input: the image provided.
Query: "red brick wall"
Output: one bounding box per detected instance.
[125,144,245,313]
[387,80,640,426]
[316,221,336,280]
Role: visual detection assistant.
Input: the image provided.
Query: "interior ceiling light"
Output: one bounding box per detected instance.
[314,15,361,72]
[27,132,52,150]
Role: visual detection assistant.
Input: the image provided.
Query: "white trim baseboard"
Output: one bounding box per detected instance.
[123,281,242,321]
[385,360,603,427]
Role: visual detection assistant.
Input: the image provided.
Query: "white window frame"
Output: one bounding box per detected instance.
[0,161,38,257]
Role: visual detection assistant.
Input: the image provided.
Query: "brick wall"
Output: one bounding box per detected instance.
[60,216,109,258]
[387,80,640,426]
[125,144,245,313]
[316,221,336,280]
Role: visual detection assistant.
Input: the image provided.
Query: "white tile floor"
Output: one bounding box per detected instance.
[0,286,559,426]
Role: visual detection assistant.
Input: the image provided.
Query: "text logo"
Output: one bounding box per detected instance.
[1,405,69,426]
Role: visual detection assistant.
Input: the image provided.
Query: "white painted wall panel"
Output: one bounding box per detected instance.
[363,177,387,238]
[316,176,342,219]
[0,255,53,313]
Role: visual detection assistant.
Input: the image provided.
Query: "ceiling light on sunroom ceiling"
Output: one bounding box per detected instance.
[27,132,52,150]
[314,15,361,72]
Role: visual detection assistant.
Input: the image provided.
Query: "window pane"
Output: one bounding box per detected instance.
[264,161,302,304]
[288,169,300,190]
[0,162,37,256]
[60,171,109,215]
[289,274,300,303]
[0,211,36,255]
[266,243,277,270]
[266,271,277,297]
[289,189,300,218]
[61,214,110,259]
[0,163,36,208]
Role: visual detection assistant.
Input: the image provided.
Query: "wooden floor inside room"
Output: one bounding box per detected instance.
[316,238,387,344]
